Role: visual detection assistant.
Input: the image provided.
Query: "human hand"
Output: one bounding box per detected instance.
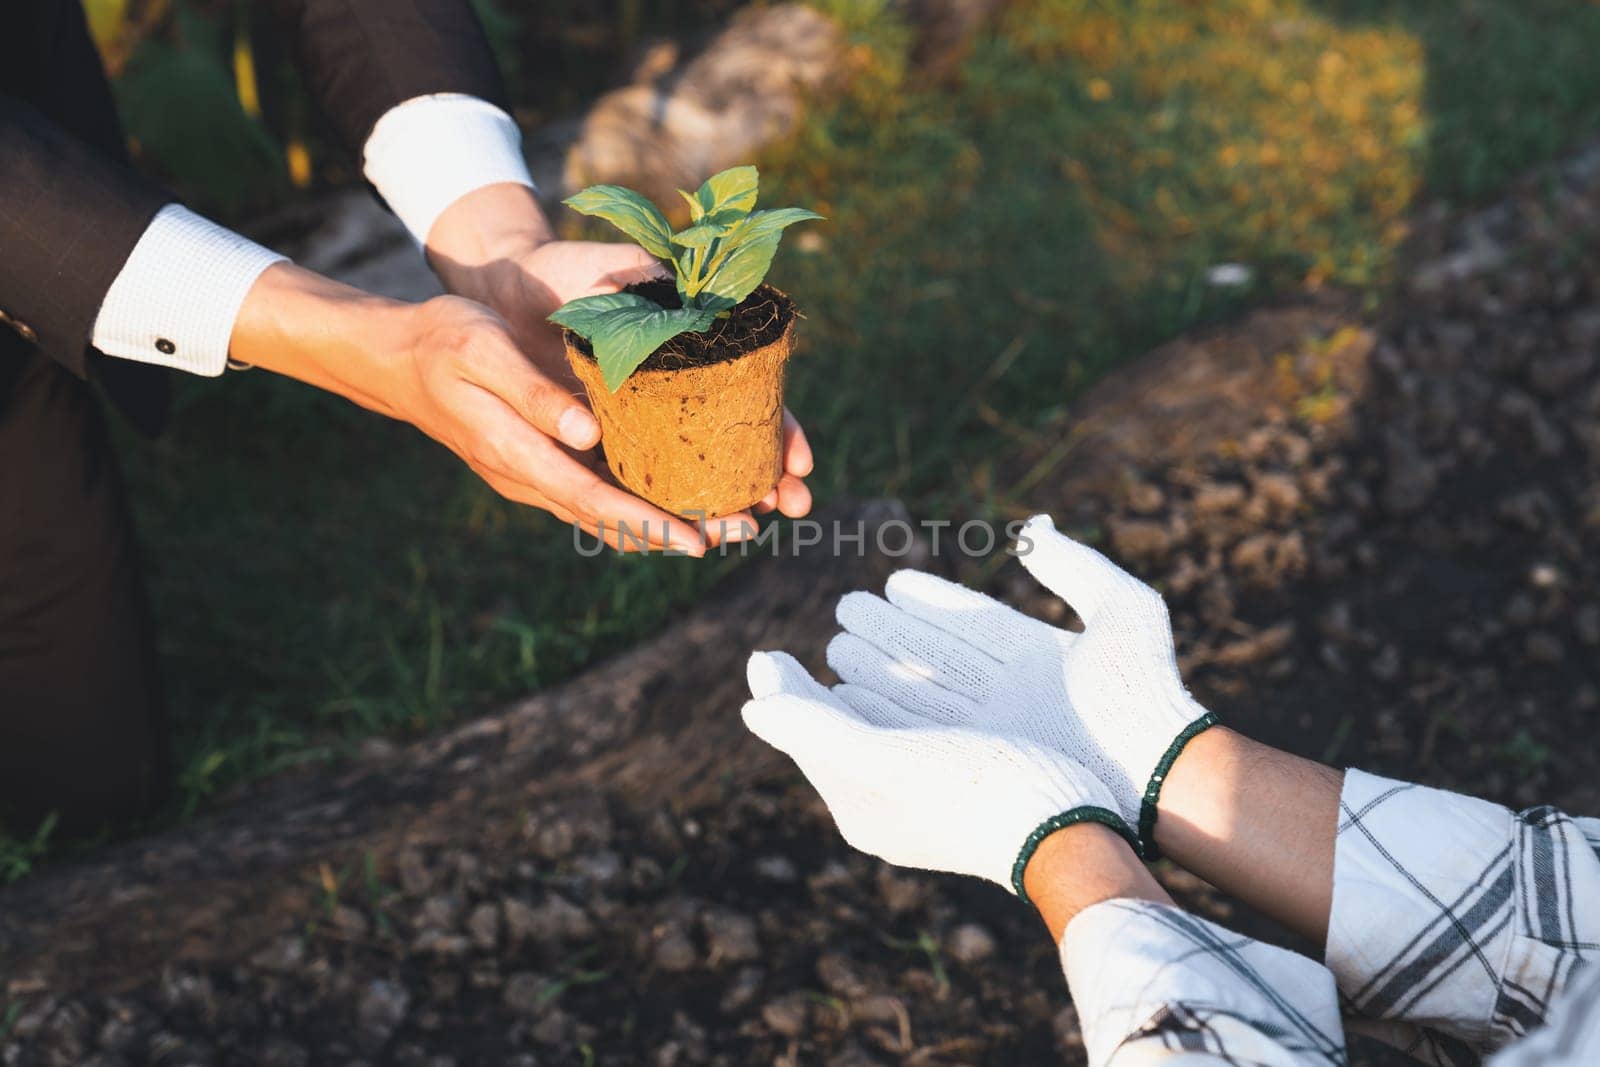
[427,183,814,521]
[743,650,1136,896]
[231,262,711,554]
[827,514,1218,855]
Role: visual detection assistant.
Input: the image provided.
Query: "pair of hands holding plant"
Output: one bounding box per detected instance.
[230,183,814,553]
[743,514,1224,932]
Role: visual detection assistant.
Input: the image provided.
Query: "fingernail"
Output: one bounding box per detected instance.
[667,528,706,557]
[558,408,599,449]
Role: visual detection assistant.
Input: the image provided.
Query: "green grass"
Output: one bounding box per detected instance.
[9,0,1600,863]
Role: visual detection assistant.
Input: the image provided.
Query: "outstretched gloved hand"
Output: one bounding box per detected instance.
[742,649,1136,898]
[826,514,1216,856]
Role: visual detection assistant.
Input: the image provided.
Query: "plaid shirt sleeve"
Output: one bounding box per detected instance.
[1486,962,1600,1066]
[1327,769,1600,1066]
[1059,898,1347,1066]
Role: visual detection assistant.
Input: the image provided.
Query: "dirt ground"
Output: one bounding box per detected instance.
[6,145,1600,1066]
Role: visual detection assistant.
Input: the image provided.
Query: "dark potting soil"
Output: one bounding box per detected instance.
[565,281,797,373]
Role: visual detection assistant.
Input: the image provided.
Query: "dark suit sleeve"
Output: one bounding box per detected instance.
[0,96,171,379]
[264,0,509,152]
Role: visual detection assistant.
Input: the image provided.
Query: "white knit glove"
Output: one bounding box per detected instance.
[743,649,1138,898]
[827,514,1216,857]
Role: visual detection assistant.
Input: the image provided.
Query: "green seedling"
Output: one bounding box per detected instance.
[549,165,823,391]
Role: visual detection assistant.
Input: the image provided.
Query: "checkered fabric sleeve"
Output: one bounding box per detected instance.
[1328,769,1600,1066]
[1487,961,1600,1065]
[1060,899,1347,1066]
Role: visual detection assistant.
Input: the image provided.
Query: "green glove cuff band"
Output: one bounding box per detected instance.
[1137,710,1220,861]
[1011,805,1142,903]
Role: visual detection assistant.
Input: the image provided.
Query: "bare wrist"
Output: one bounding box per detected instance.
[426,183,554,289]
[1153,725,1342,944]
[1024,822,1171,943]
[230,262,410,409]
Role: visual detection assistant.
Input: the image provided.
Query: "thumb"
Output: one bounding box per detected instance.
[747,650,830,702]
[741,692,860,763]
[1014,514,1127,622]
[589,244,672,295]
[459,320,602,450]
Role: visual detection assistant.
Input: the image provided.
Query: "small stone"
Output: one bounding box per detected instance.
[875,867,925,915]
[826,1044,887,1067]
[251,936,306,972]
[1212,622,1296,667]
[1499,488,1553,531]
[1371,644,1402,683]
[1109,519,1170,562]
[945,923,997,965]
[503,973,549,1016]
[1381,435,1435,515]
[38,1002,92,1063]
[531,1009,575,1045]
[569,851,625,888]
[410,930,470,958]
[719,967,765,1014]
[258,1038,311,1067]
[1193,482,1247,515]
[1251,472,1302,517]
[420,894,463,930]
[332,905,370,940]
[701,909,761,966]
[357,980,410,1049]
[1529,351,1595,396]
[1126,482,1165,514]
[1526,631,1564,663]
[524,799,614,861]
[395,850,434,896]
[502,894,593,946]
[158,972,215,1016]
[1229,534,1275,575]
[1505,593,1538,628]
[96,1000,145,1054]
[753,855,799,883]
[629,856,665,890]
[816,953,868,998]
[1576,605,1600,646]
[851,994,907,1028]
[466,903,500,951]
[761,993,810,1038]
[1529,563,1562,589]
[653,920,698,973]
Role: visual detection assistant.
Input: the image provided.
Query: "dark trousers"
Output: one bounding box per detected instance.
[0,350,169,836]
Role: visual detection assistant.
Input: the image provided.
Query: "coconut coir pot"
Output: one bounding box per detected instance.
[564,281,797,518]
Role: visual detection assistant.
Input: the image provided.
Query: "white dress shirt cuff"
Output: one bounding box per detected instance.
[362,94,535,247]
[90,204,288,378]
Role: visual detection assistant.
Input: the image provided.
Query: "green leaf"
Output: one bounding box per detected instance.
[563,185,674,259]
[677,189,705,222]
[549,293,716,391]
[693,210,824,299]
[547,292,655,337]
[674,248,699,308]
[671,210,743,248]
[694,233,783,312]
[693,165,760,218]
[720,208,825,249]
